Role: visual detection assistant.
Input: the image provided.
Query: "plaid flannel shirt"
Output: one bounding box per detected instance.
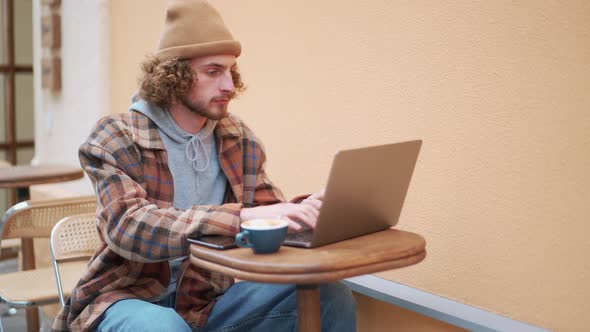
[51,111,285,331]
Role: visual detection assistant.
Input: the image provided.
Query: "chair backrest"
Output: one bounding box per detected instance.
[0,196,97,242]
[50,212,101,306]
[50,212,101,261]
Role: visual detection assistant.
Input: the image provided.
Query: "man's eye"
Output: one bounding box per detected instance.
[207,70,220,75]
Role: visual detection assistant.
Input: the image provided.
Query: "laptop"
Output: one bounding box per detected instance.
[283,140,422,248]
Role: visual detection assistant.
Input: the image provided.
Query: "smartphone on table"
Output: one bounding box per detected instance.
[187,235,237,250]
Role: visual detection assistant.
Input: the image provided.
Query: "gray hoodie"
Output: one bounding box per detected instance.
[130,95,226,210]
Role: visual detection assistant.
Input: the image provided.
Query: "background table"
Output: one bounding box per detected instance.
[0,163,84,189]
[190,229,426,332]
[0,163,85,268]
[0,164,83,332]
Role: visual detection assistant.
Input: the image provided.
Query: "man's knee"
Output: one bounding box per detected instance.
[98,299,191,332]
[141,306,190,332]
[320,282,356,315]
[316,282,357,331]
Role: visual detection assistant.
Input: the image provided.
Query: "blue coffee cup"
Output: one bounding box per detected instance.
[235,219,289,254]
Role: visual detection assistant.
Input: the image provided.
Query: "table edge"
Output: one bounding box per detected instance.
[190,250,426,284]
[189,229,426,274]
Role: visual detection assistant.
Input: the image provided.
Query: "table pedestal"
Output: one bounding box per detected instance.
[297,285,320,332]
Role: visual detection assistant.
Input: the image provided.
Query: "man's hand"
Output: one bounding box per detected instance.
[299,188,325,210]
[240,188,325,232]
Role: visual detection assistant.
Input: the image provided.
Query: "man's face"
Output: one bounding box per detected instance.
[181,54,237,120]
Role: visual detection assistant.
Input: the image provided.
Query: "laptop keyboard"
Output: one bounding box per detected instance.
[285,229,314,244]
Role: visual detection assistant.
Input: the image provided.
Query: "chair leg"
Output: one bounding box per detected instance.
[25,308,39,332]
[20,238,40,332]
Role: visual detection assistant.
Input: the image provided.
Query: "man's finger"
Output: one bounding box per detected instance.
[302,203,319,219]
[285,218,302,233]
[293,209,317,229]
[295,205,317,223]
[301,197,322,210]
[310,188,326,200]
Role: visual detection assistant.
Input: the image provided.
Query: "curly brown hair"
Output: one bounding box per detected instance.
[138,55,246,109]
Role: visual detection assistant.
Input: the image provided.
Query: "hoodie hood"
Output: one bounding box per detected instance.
[128,93,227,209]
[130,93,217,172]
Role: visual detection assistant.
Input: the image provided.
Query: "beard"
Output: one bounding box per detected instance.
[180,95,232,121]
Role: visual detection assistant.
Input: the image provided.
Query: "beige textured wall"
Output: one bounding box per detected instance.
[109,1,590,331]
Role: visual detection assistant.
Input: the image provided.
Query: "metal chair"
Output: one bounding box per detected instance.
[50,213,101,307]
[0,196,96,332]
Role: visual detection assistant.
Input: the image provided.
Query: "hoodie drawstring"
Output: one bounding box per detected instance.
[185,135,210,172]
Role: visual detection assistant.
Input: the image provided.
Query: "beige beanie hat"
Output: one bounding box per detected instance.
[155,0,241,61]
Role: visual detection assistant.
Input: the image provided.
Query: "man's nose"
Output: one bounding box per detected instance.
[220,72,235,93]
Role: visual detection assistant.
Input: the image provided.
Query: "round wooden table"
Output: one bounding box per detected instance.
[190,229,426,332]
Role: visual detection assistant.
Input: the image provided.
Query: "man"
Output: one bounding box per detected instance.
[52,1,355,331]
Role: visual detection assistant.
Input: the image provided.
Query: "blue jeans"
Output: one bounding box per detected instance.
[96,282,356,332]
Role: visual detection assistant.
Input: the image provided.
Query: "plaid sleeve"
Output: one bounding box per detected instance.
[79,118,242,263]
[50,303,69,331]
[254,155,286,206]
[239,123,286,207]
